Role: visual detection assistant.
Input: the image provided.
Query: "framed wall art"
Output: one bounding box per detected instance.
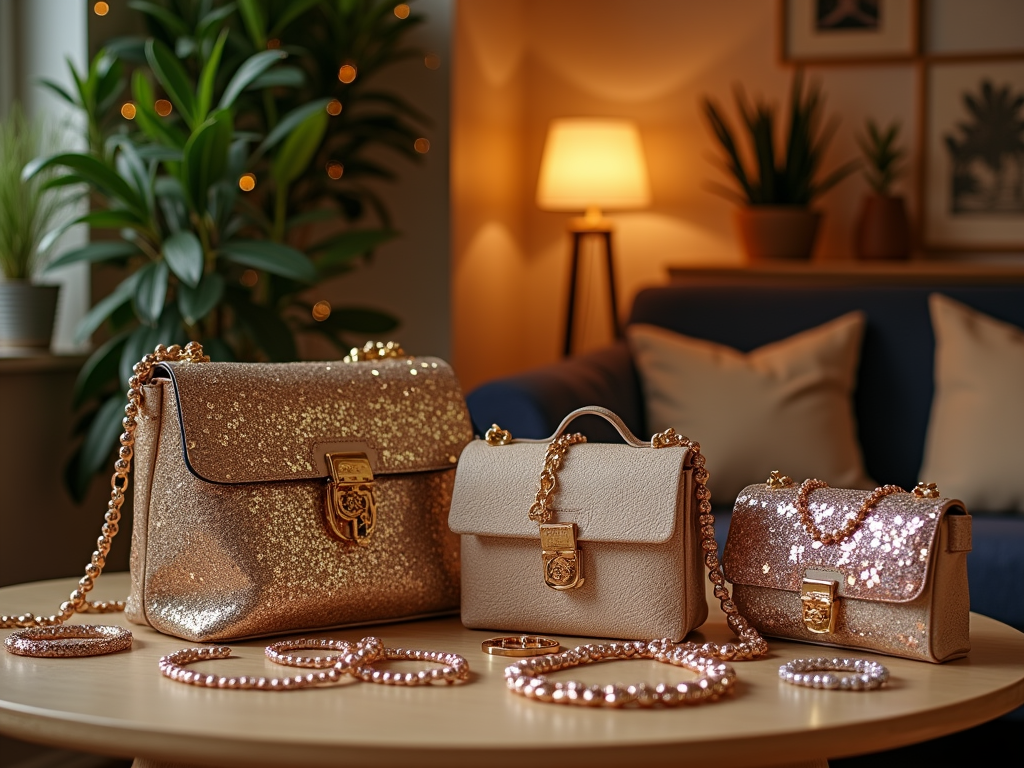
[781,0,919,64]
[922,60,1024,251]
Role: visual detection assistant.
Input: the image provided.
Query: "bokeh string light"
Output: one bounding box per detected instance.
[311,301,332,322]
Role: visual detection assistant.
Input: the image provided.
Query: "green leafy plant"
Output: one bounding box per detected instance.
[703,71,858,205]
[857,119,905,196]
[26,0,432,499]
[0,106,65,279]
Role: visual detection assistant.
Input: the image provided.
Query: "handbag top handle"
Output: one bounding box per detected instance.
[544,406,650,448]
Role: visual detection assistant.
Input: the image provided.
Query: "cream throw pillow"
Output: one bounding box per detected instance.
[920,294,1024,512]
[628,313,873,505]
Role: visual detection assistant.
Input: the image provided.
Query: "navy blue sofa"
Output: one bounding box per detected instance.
[466,282,1024,635]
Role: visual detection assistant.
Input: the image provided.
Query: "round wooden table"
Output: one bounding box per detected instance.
[1,574,1022,768]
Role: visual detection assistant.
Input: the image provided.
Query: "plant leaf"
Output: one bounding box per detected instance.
[195,29,229,124]
[73,330,130,408]
[310,229,398,270]
[271,109,328,186]
[23,154,146,216]
[129,1,191,38]
[219,240,316,282]
[178,272,224,325]
[252,99,331,163]
[268,0,321,35]
[183,109,233,212]
[237,0,267,49]
[133,260,170,325]
[162,231,204,287]
[74,270,143,343]
[73,394,126,500]
[313,306,398,334]
[247,66,305,90]
[145,38,197,129]
[230,296,297,361]
[218,50,288,110]
[45,241,143,273]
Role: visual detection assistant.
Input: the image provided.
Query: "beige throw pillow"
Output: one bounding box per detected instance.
[920,294,1024,512]
[628,313,873,505]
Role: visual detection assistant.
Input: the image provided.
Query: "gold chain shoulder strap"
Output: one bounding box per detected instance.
[795,478,906,545]
[1,342,209,629]
[523,424,768,661]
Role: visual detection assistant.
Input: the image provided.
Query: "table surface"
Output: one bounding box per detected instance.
[1,573,1023,768]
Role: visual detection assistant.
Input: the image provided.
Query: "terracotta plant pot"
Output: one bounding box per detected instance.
[0,281,59,350]
[735,206,822,261]
[856,195,911,260]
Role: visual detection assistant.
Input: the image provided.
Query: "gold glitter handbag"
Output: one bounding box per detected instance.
[118,342,472,642]
[722,475,973,662]
[1,341,471,642]
[448,406,768,657]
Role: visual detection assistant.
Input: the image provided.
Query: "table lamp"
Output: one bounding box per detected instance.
[536,117,650,356]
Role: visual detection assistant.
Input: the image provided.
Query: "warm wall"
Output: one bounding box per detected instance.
[452,0,917,391]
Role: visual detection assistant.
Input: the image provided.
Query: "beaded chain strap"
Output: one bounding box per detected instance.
[528,425,768,663]
[0,343,210,629]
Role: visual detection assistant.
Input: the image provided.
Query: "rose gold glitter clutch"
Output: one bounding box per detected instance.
[722,475,972,663]
[124,349,472,642]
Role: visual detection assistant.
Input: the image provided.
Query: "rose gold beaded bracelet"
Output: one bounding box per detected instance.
[160,636,470,690]
[505,639,736,708]
[266,637,470,685]
[4,624,132,658]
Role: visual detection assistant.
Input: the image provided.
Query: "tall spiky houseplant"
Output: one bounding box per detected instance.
[0,106,66,349]
[703,71,857,260]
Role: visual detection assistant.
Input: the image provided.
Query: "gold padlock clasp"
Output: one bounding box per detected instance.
[800,578,838,634]
[324,452,378,545]
[540,523,585,590]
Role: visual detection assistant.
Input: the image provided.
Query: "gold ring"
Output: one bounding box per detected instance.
[482,635,561,657]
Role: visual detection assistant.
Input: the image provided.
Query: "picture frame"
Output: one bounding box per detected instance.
[781,0,919,64]
[922,60,1024,251]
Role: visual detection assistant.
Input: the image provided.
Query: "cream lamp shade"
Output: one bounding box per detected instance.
[536,118,651,216]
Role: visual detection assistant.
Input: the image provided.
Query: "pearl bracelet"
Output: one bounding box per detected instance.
[779,657,889,691]
[505,639,736,708]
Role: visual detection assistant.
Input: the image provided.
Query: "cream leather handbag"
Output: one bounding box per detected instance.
[449,406,764,650]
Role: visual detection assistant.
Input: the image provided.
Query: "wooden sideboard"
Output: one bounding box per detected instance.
[668,261,1024,286]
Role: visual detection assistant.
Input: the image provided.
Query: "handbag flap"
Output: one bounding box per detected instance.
[722,483,967,604]
[448,439,690,544]
[156,357,472,484]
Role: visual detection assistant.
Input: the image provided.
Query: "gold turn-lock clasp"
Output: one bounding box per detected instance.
[539,523,585,591]
[324,452,378,545]
[800,578,838,634]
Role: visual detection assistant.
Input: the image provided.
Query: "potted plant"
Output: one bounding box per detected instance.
[0,107,65,351]
[703,71,858,260]
[855,119,910,260]
[27,0,431,499]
